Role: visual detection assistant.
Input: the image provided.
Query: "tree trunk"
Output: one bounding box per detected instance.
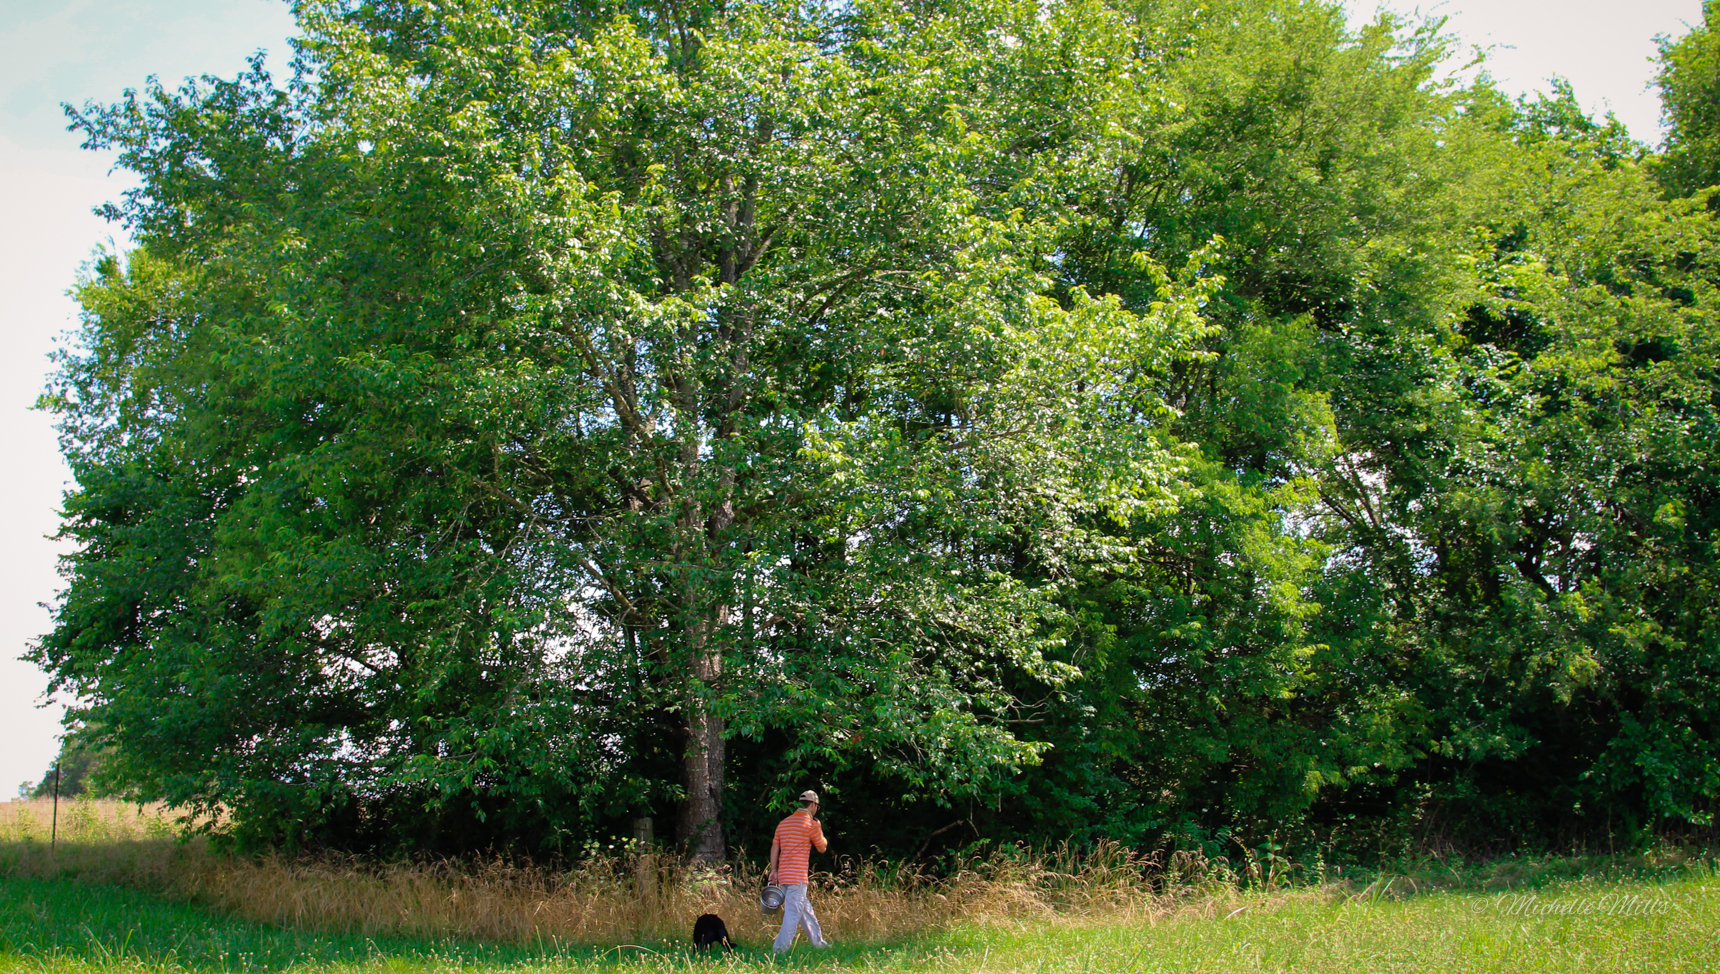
[677,698,727,860]
[663,175,757,860]
[677,610,728,860]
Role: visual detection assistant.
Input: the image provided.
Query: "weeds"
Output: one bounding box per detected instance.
[0,803,1262,946]
[4,800,1714,954]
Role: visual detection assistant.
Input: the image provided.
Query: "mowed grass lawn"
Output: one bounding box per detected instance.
[1,868,1716,974]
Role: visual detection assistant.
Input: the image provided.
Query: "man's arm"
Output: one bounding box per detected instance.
[768,837,781,882]
[812,820,828,854]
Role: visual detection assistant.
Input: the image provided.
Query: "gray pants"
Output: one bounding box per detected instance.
[772,883,828,951]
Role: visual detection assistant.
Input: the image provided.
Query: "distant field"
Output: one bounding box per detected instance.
[2,802,1716,972]
[0,800,178,841]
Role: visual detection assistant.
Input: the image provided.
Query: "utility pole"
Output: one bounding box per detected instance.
[50,762,61,854]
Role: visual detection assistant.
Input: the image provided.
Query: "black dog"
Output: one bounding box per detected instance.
[693,913,733,952]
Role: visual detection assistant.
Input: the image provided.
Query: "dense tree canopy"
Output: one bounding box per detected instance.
[1658,0,1720,197]
[33,0,1720,859]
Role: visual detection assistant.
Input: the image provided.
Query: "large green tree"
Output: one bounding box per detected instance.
[40,0,1213,855]
[987,0,1462,847]
[991,0,1720,851]
[1380,84,1720,842]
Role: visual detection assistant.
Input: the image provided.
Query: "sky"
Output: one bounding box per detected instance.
[0,0,1708,799]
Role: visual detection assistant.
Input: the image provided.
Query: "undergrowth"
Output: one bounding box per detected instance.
[3,799,1715,954]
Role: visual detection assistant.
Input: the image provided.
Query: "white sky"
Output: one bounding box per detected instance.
[0,0,1706,798]
[0,0,297,798]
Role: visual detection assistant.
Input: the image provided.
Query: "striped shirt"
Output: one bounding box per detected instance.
[772,810,826,885]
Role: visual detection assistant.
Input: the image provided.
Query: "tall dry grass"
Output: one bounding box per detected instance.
[0,801,1256,947]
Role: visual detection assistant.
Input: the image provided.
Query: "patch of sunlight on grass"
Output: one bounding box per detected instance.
[935,867,1720,973]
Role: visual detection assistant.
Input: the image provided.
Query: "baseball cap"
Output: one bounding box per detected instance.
[798,790,820,804]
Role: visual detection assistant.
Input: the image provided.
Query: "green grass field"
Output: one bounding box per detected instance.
[3,865,1716,974]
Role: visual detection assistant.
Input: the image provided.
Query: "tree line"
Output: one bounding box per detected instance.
[32,0,1720,860]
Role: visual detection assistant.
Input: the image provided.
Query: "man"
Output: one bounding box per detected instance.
[767,789,830,952]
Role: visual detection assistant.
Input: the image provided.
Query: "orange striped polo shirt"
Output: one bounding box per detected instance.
[772,810,826,885]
